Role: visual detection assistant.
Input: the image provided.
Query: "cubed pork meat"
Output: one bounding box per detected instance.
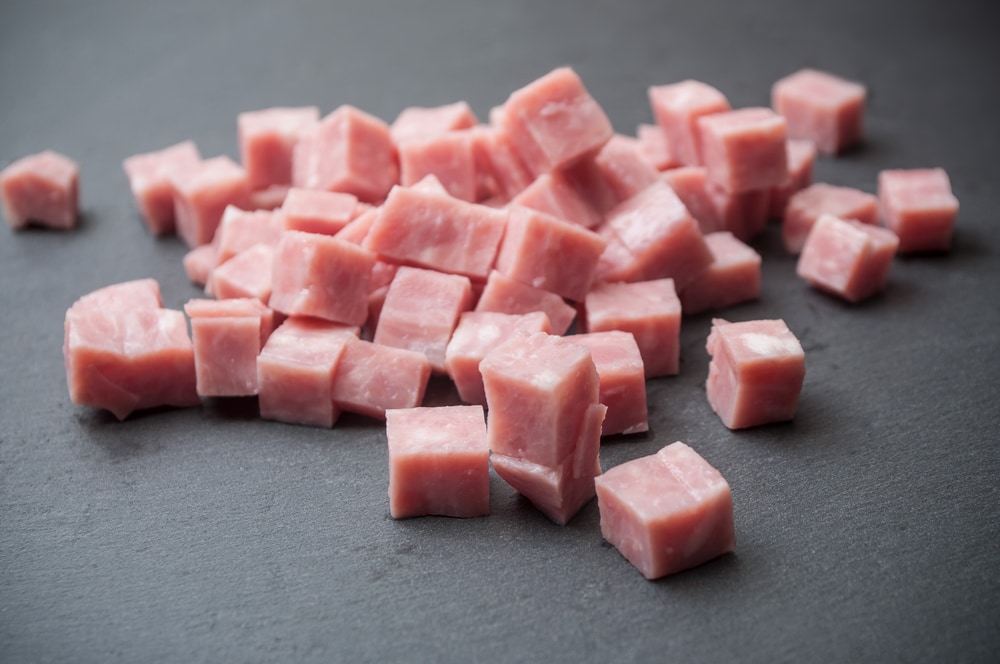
[1,150,79,231]
[184,298,274,397]
[772,69,866,155]
[122,141,200,235]
[635,123,680,172]
[279,188,358,236]
[170,156,250,247]
[679,232,762,315]
[210,244,274,303]
[331,337,431,420]
[569,331,649,436]
[661,166,770,241]
[238,106,320,189]
[768,139,817,219]
[390,101,478,145]
[475,270,576,336]
[648,80,731,167]
[782,183,879,254]
[696,108,788,194]
[510,171,603,229]
[398,130,477,202]
[796,214,899,303]
[878,168,959,254]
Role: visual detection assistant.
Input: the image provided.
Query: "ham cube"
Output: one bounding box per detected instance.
[183,244,217,287]
[212,206,281,268]
[331,337,431,419]
[170,156,250,248]
[184,298,274,397]
[237,106,320,189]
[705,318,805,429]
[122,141,200,235]
[569,331,648,436]
[635,123,680,172]
[662,166,770,241]
[590,134,660,203]
[373,266,474,372]
[279,188,358,236]
[772,69,866,155]
[390,101,478,145]
[210,244,274,303]
[473,126,534,202]
[768,139,817,219]
[648,80,731,166]
[510,171,603,229]
[583,279,681,378]
[475,270,576,335]
[1,150,79,231]
[797,214,899,303]
[386,405,490,519]
[398,131,477,202]
[595,442,735,580]
[247,184,290,211]
[679,232,762,315]
[878,168,959,254]
[697,108,788,194]
[334,206,379,245]
[69,278,162,312]
[782,183,878,254]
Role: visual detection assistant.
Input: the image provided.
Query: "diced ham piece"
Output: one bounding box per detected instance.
[390,101,478,145]
[662,166,770,241]
[679,232,762,315]
[878,168,959,254]
[697,107,788,194]
[70,278,162,312]
[334,206,379,245]
[184,298,274,397]
[1,150,79,231]
[473,126,534,202]
[280,188,358,236]
[122,141,200,235]
[705,318,805,429]
[475,270,576,335]
[594,442,735,580]
[591,134,660,203]
[796,214,899,303]
[238,106,320,189]
[635,123,680,171]
[583,279,681,378]
[330,337,431,420]
[183,244,217,287]
[212,206,281,268]
[782,183,879,254]
[510,171,603,229]
[398,131,477,202]
[210,244,274,303]
[409,173,450,196]
[648,80,731,166]
[772,68,866,155]
[247,184,290,211]
[170,156,250,248]
[386,405,490,519]
[768,139,817,219]
[569,331,648,436]
[373,266,473,372]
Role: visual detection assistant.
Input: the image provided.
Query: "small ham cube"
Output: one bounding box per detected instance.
[679,232,762,315]
[386,405,490,519]
[648,80,731,166]
[398,131,477,202]
[69,278,162,312]
[473,126,534,201]
[772,69,866,155]
[705,318,805,429]
[662,166,770,241]
[184,298,274,397]
[331,337,431,419]
[583,279,681,378]
[334,206,379,245]
[280,188,358,236]
[636,123,680,171]
[569,331,648,436]
[122,141,200,235]
[390,101,478,145]
[878,168,959,254]
[212,206,281,268]
[595,442,735,580]
[697,108,788,194]
[475,270,576,335]
[510,171,603,229]
[170,156,250,248]
[183,244,217,287]
[1,150,79,231]
[768,139,817,219]
[783,183,879,254]
[238,106,320,189]
[797,214,899,303]
[210,244,274,303]
[247,184,290,211]
[587,134,660,204]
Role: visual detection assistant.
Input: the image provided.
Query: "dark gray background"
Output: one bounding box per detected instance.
[2,1,998,662]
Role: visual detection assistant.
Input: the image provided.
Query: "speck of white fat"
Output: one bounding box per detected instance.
[476,324,502,345]
[532,368,560,389]
[741,331,798,357]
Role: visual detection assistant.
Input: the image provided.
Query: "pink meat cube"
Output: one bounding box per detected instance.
[409,173,450,196]
[331,337,431,420]
[170,156,250,248]
[679,232,762,315]
[636,123,680,171]
[495,206,607,301]
[797,214,899,303]
[390,101,478,145]
[473,126,534,201]
[373,266,473,372]
[591,134,660,203]
[122,141,200,235]
[648,80,731,166]
[697,108,788,194]
[210,244,274,303]
[878,168,959,254]
[183,244,217,287]
[247,184,290,211]
[595,441,735,580]
[569,331,648,436]
[560,156,620,216]
[662,166,770,241]
[212,206,281,268]
[782,183,879,254]
[334,206,379,245]
[386,405,490,519]
[238,106,320,189]
[595,182,713,288]
[705,318,805,429]
[69,278,162,313]
[363,186,507,280]
[510,171,603,229]
[445,311,552,406]
[768,139,817,219]
[772,69,866,155]
[1,150,79,231]
[270,230,375,325]
[475,270,576,335]
[398,131,476,202]
[498,67,613,175]
[292,105,399,203]
[280,188,358,236]
[184,298,273,397]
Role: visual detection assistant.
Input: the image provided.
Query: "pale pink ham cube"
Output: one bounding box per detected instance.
[445,311,552,406]
[183,244,218,287]
[1,150,79,231]
[69,278,162,313]
[584,279,681,378]
[334,206,379,245]
[595,441,735,580]
[331,337,431,420]
[591,134,660,203]
[495,206,606,301]
[212,206,282,268]
[409,173,450,196]
[878,168,959,254]
[648,80,731,166]
[386,405,490,519]
[705,318,805,429]
[569,331,648,436]
[679,232,762,315]
[498,67,613,175]
[473,125,534,202]
[184,298,274,397]
[210,244,274,303]
[797,214,899,303]
[373,266,473,372]
[782,183,878,254]
[636,123,680,171]
[510,171,603,229]
[768,139,817,219]
[772,69,866,155]
[280,188,358,236]
[697,108,788,194]
[122,141,200,235]
[238,106,320,189]
[662,166,770,241]
[292,105,398,203]
[398,131,476,202]
[475,270,576,335]
[247,184,290,211]
[390,101,478,145]
[170,156,250,248]
[270,230,375,325]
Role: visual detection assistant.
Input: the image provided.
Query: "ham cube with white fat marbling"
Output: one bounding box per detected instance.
[123,141,200,235]
[878,168,959,254]
[648,80,731,167]
[279,188,358,236]
[679,232,762,315]
[331,337,431,420]
[797,214,899,303]
[768,139,817,219]
[662,166,769,241]
[238,106,320,189]
[772,69,866,155]
[475,270,576,335]
[398,131,477,202]
[184,298,274,397]
[386,405,490,519]
[390,101,478,145]
[697,108,788,194]
[170,156,250,247]
[782,183,878,254]
[569,331,648,436]
[595,441,735,580]
[705,318,805,429]
[1,150,79,231]
[510,171,603,229]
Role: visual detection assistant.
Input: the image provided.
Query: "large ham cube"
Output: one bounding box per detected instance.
[184,298,274,397]
[705,318,805,429]
[782,183,879,254]
[1,150,79,231]
[386,405,490,519]
[475,270,576,335]
[210,244,274,303]
[510,171,603,229]
[238,106,320,189]
[697,108,788,194]
[797,214,899,303]
[595,442,735,580]
[279,188,358,236]
[331,337,431,420]
[662,166,770,241]
[768,139,817,219]
[878,168,959,254]
[123,141,200,235]
[569,331,648,436]
[679,232,762,315]
[170,156,250,248]
[648,80,731,167]
[390,101,478,145]
[398,131,477,202]
[772,69,866,155]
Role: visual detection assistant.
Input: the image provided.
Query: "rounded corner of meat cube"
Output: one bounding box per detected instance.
[796,214,899,303]
[170,156,250,247]
[877,168,958,254]
[647,79,731,167]
[184,297,273,397]
[594,441,735,580]
[679,231,762,315]
[705,318,805,429]
[696,108,788,194]
[569,331,649,436]
[782,183,879,254]
[772,69,866,155]
[237,106,320,189]
[386,405,490,519]
[1,150,80,231]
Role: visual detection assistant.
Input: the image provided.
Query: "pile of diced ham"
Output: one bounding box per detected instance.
[2,63,958,581]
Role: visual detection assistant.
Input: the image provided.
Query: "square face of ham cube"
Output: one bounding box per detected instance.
[594,442,735,580]
[280,188,358,236]
[797,214,899,303]
[170,156,250,248]
[648,80,731,167]
[475,270,576,336]
[386,405,490,519]
[772,69,866,155]
[123,141,201,235]
[398,131,477,202]
[238,106,320,189]
[331,338,431,420]
[184,298,273,397]
[662,166,770,241]
[1,150,79,230]
[391,102,478,145]
[679,232,762,315]
[782,183,879,254]
[213,206,282,267]
[510,171,603,229]
[705,318,805,429]
[210,244,274,303]
[697,108,788,194]
[878,168,959,254]
[636,123,680,171]
[569,331,648,436]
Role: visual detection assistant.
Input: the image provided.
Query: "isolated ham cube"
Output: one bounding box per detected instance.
[398,131,477,202]
[237,106,320,189]
[679,232,762,315]
[170,156,250,247]
[797,214,899,303]
[569,331,649,436]
[697,108,788,194]
[184,298,274,397]
[772,69,866,155]
[279,188,358,236]
[878,168,959,254]
[595,442,735,580]
[648,80,731,167]
[390,101,478,145]
[123,141,200,235]
[475,270,576,335]
[768,139,817,219]
[1,150,79,231]
[386,405,490,519]
[331,337,431,420]
[783,183,878,254]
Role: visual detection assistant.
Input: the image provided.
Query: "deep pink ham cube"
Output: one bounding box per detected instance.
[210,244,274,303]
[510,171,603,229]
[184,298,274,397]
[569,331,648,436]
[475,270,576,335]
[170,156,250,248]
[123,141,200,235]
[648,80,731,167]
[679,232,762,315]
[878,168,959,254]
[390,101,478,145]
[279,188,358,236]
[331,337,431,420]
[797,214,899,303]
[238,106,320,189]
[768,139,817,219]
[782,183,878,254]
[2,150,79,231]
[772,69,866,155]
[697,108,788,194]
[398,131,477,202]
[662,166,770,241]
